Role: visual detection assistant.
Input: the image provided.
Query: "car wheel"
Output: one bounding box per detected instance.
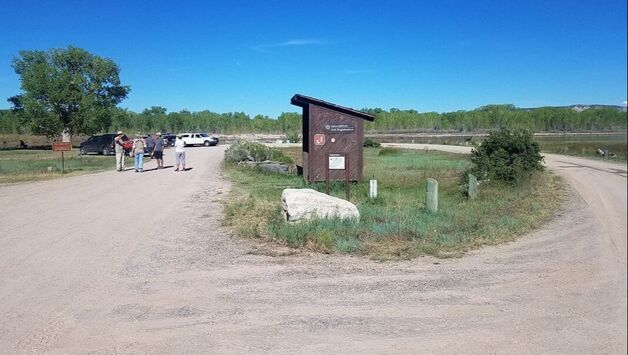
[203,140,210,147]
[102,147,110,156]
[79,147,86,155]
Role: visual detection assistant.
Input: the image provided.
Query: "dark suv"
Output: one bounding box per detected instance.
[79,134,130,155]
[162,133,176,147]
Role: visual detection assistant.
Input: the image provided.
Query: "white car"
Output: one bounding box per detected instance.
[178,133,219,147]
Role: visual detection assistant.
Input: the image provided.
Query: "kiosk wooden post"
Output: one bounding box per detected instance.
[344,156,350,200]
[290,94,374,184]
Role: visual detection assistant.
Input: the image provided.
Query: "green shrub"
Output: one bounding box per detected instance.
[224,140,294,164]
[466,129,543,183]
[284,131,300,143]
[363,138,381,147]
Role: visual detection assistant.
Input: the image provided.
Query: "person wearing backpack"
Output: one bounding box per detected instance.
[131,133,146,173]
[145,134,155,157]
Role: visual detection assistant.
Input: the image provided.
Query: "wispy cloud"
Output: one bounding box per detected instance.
[622,100,627,107]
[253,38,327,52]
[343,69,374,75]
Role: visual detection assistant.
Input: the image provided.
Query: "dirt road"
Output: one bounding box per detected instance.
[0,145,626,354]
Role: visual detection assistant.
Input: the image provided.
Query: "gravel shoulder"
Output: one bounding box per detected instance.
[0,144,626,354]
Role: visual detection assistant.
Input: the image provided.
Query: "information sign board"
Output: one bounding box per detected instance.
[328,154,345,170]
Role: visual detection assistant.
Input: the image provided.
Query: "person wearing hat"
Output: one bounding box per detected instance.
[151,132,165,169]
[131,132,146,172]
[114,131,126,172]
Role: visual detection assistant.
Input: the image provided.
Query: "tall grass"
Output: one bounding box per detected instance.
[0,150,133,183]
[223,148,565,259]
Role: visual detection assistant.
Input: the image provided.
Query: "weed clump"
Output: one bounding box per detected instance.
[363,138,381,147]
[378,147,401,156]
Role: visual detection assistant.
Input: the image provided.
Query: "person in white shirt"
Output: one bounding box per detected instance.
[174,135,186,172]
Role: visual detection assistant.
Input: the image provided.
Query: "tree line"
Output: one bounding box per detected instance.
[362,104,627,132]
[1,104,626,136]
[107,106,302,135]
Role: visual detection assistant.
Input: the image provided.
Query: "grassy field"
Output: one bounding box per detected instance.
[0,134,90,149]
[537,136,627,162]
[224,147,565,259]
[0,149,134,183]
[368,133,627,162]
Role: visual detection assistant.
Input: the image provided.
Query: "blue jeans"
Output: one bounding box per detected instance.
[134,152,144,171]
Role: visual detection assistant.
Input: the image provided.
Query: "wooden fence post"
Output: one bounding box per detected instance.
[468,174,478,200]
[369,178,378,199]
[426,178,438,212]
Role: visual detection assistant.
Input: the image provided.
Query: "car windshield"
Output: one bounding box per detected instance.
[200,133,209,137]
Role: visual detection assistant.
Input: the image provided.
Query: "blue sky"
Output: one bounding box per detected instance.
[0,0,626,117]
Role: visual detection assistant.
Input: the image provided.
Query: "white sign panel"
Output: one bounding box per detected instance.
[329,155,345,170]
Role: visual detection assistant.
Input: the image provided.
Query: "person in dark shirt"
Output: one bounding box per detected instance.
[145,134,155,157]
[152,132,165,169]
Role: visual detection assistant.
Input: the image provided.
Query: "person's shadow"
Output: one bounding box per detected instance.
[142,165,174,172]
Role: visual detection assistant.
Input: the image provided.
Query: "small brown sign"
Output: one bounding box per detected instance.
[52,142,72,151]
[314,134,325,146]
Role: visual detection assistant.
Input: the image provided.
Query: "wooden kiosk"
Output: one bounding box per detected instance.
[290,94,375,183]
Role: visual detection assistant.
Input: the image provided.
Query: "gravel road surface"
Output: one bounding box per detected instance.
[0,145,625,354]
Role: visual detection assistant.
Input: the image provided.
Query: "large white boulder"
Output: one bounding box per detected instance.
[281,188,360,222]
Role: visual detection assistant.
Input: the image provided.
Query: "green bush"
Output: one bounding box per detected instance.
[363,138,381,147]
[284,131,300,143]
[224,140,294,164]
[466,129,544,183]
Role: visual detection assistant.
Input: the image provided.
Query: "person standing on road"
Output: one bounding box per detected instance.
[114,131,126,172]
[132,133,146,173]
[152,132,165,169]
[145,134,155,159]
[174,135,186,172]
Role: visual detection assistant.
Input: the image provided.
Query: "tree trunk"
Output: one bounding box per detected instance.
[61,128,71,143]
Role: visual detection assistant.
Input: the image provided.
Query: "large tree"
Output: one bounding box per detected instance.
[9,46,130,138]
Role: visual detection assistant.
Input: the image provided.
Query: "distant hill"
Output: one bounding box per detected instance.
[520,104,627,112]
